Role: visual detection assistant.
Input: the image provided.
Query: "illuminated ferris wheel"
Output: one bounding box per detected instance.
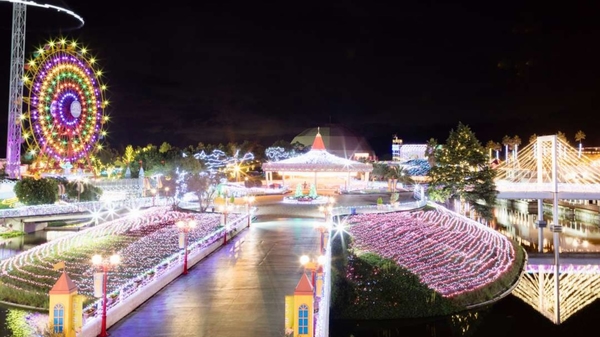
[21,37,109,170]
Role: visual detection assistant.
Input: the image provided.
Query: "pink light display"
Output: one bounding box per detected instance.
[346,210,516,297]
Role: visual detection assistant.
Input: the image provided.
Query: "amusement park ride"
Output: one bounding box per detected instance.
[3,1,99,179]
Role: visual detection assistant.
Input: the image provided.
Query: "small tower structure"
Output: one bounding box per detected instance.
[49,271,82,337]
[284,273,315,337]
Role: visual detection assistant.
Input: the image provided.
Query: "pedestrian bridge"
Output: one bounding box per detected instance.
[495,135,600,200]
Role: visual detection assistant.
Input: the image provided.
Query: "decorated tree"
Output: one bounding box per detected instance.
[309,184,318,199]
[575,130,586,158]
[427,122,497,220]
[295,184,303,198]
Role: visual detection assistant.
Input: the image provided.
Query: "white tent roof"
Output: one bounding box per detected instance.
[262,129,373,173]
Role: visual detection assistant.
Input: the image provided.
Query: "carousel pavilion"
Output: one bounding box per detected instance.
[262,128,373,191]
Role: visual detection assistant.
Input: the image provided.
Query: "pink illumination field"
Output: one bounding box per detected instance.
[346,210,515,297]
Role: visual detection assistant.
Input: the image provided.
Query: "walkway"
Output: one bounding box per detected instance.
[107,217,321,337]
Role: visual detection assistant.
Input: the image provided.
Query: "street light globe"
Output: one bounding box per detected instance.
[300,255,309,265]
[317,255,326,265]
[151,188,157,195]
[189,220,197,228]
[249,196,255,203]
[110,254,121,265]
[328,197,335,204]
[91,254,102,265]
[176,220,185,228]
[318,206,325,212]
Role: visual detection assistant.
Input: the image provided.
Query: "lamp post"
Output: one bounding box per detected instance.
[92,254,120,337]
[219,204,233,244]
[151,188,157,206]
[300,254,325,336]
[314,222,328,255]
[300,255,326,297]
[243,195,255,228]
[177,219,197,275]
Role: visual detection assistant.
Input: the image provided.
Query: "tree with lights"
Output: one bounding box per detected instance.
[512,135,521,159]
[309,184,318,199]
[501,135,513,163]
[575,130,586,158]
[427,122,497,220]
[295,184,303,198]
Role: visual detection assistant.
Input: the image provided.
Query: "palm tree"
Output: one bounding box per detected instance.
[485,140,496,161]
[493,141,502,160]
[502,135,512,163]
[385,165,413,192]
[557,131,568,142]
[425,138,438,167]
[512,135,522,160]
[371,163,389,181]
[529,134,537,144]
[575,130,586,158]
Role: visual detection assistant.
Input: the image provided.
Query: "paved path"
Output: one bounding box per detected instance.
[107,217,321,337]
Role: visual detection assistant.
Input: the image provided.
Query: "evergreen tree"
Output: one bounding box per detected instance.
[309,184,318,198]
[295,184,303,198]
[427,122,497,219]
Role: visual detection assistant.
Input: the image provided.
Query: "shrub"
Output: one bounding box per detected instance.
[14,177,58,205]
[330,232,460,319]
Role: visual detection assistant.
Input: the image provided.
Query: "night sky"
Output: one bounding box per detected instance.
[1,1,599,157]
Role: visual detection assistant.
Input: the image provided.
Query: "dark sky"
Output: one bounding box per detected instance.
[1,0,600,157]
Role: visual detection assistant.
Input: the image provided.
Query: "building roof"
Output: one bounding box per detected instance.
[263,129,373,173]
[294,273,314,296]
[291,125,374,159]
[50,271,78,295]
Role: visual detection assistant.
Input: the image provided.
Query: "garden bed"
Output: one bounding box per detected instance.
[0,207,239,309]
[330,208,525,319]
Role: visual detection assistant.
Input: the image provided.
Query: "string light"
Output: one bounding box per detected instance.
[346,210,515,297]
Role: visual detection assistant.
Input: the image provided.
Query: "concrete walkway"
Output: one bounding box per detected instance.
[107,218,321,337]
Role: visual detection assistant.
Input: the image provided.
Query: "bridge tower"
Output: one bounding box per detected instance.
[535,135,562,324]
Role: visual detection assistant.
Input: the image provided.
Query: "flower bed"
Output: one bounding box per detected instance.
[345,209,516,297]
[0,207,241,309]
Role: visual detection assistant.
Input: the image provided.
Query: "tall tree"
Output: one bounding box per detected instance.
[501,135,512,163]
[485,141,496,161]
[492,141,502,160]
[427,122,497,220]
[528,134,538,144]
[512,135,522,159]
[575,130,586,158]
[425,138,439,167]
[557,131,568,142]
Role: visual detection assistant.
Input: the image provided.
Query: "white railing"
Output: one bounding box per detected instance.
[495,181,600,193]
[0,198,155,219]
[314,228,332,337]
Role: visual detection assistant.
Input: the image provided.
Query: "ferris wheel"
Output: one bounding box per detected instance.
[21,37,109,170]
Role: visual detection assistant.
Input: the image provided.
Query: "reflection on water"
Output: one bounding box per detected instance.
[513,264,600,324]
[0,230,73,260]
[494,199,600,253]
[330,311,484,337]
